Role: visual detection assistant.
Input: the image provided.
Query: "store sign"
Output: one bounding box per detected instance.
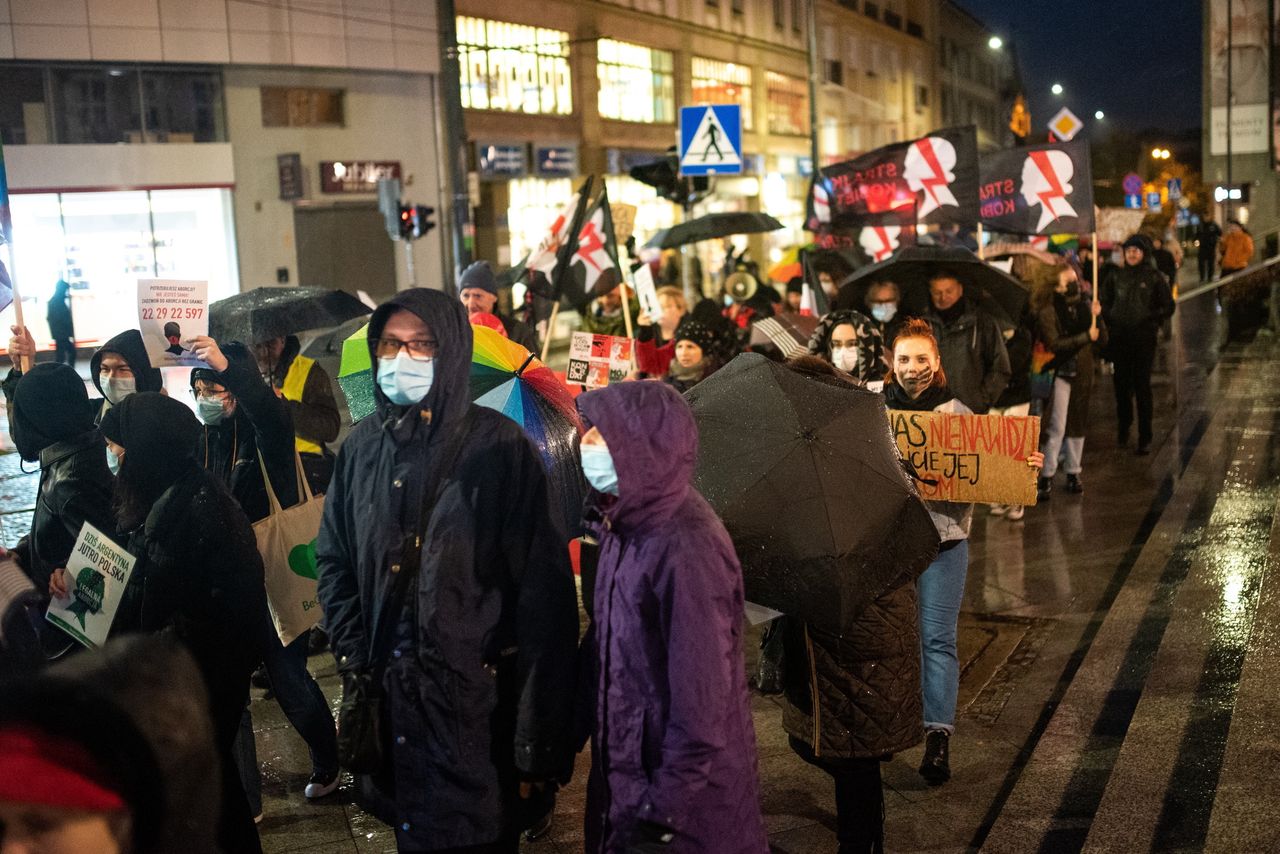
[320,160,401,194]
[535,145,578,178]
[277,153,304,200]
[477,142,527,179]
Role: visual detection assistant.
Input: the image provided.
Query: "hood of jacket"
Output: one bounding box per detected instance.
[90,329,164,399]
[11,363,96,462]
[577,381,695,535]
[367,288,473,435]
[806,308,886,384]
[0,634,220,854]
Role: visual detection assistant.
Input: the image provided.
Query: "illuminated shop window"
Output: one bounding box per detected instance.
[597,39,674,124]
[766,71,807,136]
[691,57,753,131]
[458,17,572,115]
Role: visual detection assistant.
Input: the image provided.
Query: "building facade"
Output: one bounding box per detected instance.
[937,0,1017,151]
[1,0,445,346]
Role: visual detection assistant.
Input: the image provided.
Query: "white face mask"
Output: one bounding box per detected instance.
[377,352,435,406]
[102,376,136,406]
[833,347,859,373]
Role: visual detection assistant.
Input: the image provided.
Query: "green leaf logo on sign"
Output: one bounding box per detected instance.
[69,567,105,628]
[288,540,319,581]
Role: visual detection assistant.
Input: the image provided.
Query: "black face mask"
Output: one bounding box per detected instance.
[1064,281,1081,303]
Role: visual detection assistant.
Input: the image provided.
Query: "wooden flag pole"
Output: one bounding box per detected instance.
[1090,230,1100,332]
[976,223,985,260]
[10,281,29,374]
[540,301,560,363]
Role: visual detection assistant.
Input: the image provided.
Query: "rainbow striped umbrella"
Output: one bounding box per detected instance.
[471,325,584,534]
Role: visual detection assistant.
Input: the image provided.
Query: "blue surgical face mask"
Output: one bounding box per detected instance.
[377,352,435,406]
[871,303,898,324]
[580,443,620,496]
[196,396,229,426]
[102,376,136,406]
[106,446,121,475]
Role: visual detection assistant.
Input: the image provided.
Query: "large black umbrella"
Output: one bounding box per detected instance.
[836,245,1027,323]
[645,212,784,250]
[210,287,371,344]
[686,353,939,634]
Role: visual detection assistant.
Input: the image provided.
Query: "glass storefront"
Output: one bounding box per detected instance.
[458,17,572,115]
[7,188,238,346]
[766,72,808,136]
[691,57,754,130]
[597,39,675,124]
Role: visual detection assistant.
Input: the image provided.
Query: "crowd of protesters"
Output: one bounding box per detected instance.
[0,225,1193,854]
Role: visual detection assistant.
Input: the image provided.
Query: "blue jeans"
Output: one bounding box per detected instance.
[918,540,969,733]
[234,629,339,809]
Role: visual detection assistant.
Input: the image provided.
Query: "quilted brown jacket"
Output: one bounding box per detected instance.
[780,570,923,760]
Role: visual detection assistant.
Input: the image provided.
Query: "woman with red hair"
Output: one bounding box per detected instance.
[884,319,1041,786]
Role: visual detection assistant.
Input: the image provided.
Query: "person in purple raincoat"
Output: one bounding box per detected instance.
[576,381,768,854]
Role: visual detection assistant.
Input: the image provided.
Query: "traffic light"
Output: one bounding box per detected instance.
[397,204,437,241]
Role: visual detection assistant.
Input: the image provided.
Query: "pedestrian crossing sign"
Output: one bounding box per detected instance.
[679,105,743,176]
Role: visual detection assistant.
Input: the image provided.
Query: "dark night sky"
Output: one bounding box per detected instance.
[955,0,1202,135]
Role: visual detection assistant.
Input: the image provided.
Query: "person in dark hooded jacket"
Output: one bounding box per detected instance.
[46,278,76,366]
[186,336,340,810]
[90,329,165,425]
[0,634,221,854]
[1100,235,1174,454]
[1,361,116,597]
[577,381,767,854]
[921,270,1011,413]
[95,393,266,853]
[316,288,578,852]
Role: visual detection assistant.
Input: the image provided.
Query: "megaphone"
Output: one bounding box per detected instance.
[725,271,759,304]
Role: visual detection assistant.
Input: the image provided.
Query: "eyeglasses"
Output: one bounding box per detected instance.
[375,338,438,360]
[191,386,230,401]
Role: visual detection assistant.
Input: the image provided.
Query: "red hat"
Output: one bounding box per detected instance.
[469,312,508,337]
[0,724,126,812]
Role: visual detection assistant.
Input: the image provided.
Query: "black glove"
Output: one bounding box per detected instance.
[625,820,675,853]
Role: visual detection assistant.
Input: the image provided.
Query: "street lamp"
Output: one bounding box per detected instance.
[1051,83,1064,95]
[1094,110,1105,120]
[988,36,1003,50]
[1151,148,1171,160]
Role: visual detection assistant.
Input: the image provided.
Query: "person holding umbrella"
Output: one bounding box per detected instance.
[883,319,1042,784]
[777,354,924,853]
[577,380,767,853]
[923,270,1011,414]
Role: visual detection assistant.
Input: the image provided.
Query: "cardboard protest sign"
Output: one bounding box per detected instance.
[138,278,209,368]
[633,263,661,320]
[46,523,137,649]
[888,410,1040,505]
[1095,207,1146,246]
[566,331,632,388]
[610,202,637,245]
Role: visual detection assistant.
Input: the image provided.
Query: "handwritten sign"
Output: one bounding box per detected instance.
[138,278,209,368]
[46,523,137,649]
[888,410,1040,505]
[633,263,660,320]
[566,331,632,389]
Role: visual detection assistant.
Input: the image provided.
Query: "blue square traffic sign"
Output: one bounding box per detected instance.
[679,105,743,176]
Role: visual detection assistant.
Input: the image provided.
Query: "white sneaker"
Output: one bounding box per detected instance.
[304,769,340,799]
[989,504,1008,516]
[1006,505,1025,521]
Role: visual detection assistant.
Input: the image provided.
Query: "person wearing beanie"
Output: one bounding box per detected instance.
[89,329,166,423]
[0,357,116,599]
[458,259,540,352]
[185,335,341,813]
[1100,235,1173,455]
[664,316,723,393]
[784,276,804,313]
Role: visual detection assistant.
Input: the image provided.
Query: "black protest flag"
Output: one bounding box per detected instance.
[562,184,623,311]
[978,140,1095,235]
[806,126,980,231]
[523,176,594,300]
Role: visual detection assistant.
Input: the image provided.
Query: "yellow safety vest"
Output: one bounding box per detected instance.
[280,354,324,455]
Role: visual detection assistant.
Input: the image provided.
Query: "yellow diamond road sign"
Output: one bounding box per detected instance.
[1049,107,1083,141]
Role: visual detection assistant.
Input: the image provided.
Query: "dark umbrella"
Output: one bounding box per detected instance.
[645,212,784,250]
[836,245,1027,323]
[686,353,939,634]
[210,287,371,344]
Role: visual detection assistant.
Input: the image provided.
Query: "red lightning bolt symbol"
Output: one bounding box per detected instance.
[915,139,950,208]
[1030,150,1067,220]
[575,221,606,272]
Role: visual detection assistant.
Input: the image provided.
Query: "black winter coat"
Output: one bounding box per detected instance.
[1100,263,1173,342]
[12,430,116,592]
[780,569,922,760]
[198,354,299,523]
[317,288,578,850]
[924,301,1011,414]
[117,465,266,687]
